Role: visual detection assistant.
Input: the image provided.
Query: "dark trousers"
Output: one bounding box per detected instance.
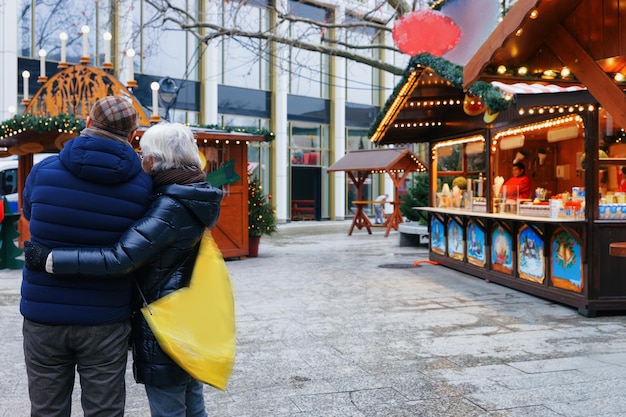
[23,319,131,417]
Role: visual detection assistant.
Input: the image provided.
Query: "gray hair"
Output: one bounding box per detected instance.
[139,122,202,172]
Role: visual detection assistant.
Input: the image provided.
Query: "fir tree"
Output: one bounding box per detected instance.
[400,172,429,224]
[248,177,277,237]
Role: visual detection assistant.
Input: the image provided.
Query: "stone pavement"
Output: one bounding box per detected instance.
[3,221,626,416]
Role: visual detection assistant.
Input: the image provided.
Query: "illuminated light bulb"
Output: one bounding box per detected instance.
[529,9,539,19]
[615,73,625,82]
[497,65,507,74]
[561,67,570,77]
[518,66,528,76]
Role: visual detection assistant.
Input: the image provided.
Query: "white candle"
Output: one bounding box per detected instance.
[126,48,135,81]
[81,25,90,58]
[38,49,46,77]
[151,82,160,117]
[22,70,30,100]
[59,32,68,63]
[103,32,112,64]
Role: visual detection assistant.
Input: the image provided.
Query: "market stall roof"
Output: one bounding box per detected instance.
[463,0,626,129]
[368,54,595,146]
[327,148,427,173]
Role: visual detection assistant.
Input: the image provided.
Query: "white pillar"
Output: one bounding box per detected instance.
[272,0,290,223]
[201,1,219,125]
[116,0,134,84]
[1,0,18,119]
[331,6,346,220]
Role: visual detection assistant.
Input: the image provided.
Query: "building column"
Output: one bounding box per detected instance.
[330,5,346,221]
[200,1,219,125]
[271,0,290,224]
[379,29,399,212]
[1,0,18,119]
[115,0,134,85]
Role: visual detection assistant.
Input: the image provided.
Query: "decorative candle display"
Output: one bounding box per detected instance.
[22,70,30,100]
[126,48,136,86]
[151,81,160,117]
[59,32,68,63]
[81,25,90,58]
[38,49,47,78]
[103,32,112,65]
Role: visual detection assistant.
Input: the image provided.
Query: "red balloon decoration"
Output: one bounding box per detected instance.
[392,10,461,57]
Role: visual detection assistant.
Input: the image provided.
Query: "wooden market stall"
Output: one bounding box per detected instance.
[368,0,626,316]
[327,148,427,237]
[1,63,265,259]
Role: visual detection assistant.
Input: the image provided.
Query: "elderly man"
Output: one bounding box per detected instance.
[20,96,153,417]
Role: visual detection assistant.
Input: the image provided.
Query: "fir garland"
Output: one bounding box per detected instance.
[0,113,84,140]
[198,124,275,142]
[0,115,275,144]
[367,53,513,139]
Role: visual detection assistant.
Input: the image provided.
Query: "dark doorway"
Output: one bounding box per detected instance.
[291,166,322,220]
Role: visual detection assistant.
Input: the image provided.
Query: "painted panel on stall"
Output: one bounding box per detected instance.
[518,225,545,284]
[550,227,583,293]
[467,220,485,267]
[491,223,513,274]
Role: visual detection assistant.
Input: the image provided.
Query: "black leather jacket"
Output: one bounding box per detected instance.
[50,181,224,386]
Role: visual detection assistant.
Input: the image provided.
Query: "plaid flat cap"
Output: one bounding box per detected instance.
[89,96,139,137]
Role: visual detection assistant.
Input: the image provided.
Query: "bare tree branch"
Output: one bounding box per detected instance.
[143,0,410,76]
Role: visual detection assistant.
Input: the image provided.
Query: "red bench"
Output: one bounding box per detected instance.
[291,200,315,220]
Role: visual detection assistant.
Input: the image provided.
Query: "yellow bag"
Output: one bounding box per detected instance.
[141,230,236,390]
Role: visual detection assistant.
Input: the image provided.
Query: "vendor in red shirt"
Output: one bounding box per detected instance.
[503,162,531,199]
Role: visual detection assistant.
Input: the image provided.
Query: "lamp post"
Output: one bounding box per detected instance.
[38,49,48,83]
[150,81,161,123]
[80,25,90,64]
[59,32,68,68]
[158,77,179,120]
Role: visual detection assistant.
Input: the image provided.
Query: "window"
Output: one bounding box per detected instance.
[221,1,269,90]
[288,1,328,98]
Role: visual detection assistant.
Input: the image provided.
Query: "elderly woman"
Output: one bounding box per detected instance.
[25,122,223,417]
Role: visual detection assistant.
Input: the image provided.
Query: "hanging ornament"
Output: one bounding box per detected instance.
[483,109,499,123]
[392,10,461,57]
[463,93,486,116]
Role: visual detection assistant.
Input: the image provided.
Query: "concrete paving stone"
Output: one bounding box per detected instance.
[545,395,626,417]
[491,369,599,390]
[430,364,528,382]
[578,363,626,379]
[289,391,362,413]
[361,397,507,417]
[507,356,611,373]
[493,405,569,417]
[467,377,626,412]
[588,352,626,366]
[207,394,303,417]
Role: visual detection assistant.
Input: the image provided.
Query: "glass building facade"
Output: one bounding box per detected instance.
[4,0,420,222]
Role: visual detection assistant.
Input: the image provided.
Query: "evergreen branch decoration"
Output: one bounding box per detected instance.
[0,114,84,140]
[368,53,512,139]
[198,124,275,142]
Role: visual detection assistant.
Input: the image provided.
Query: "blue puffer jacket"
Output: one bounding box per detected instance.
[20,133,153,325]
[49,181,224,386]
